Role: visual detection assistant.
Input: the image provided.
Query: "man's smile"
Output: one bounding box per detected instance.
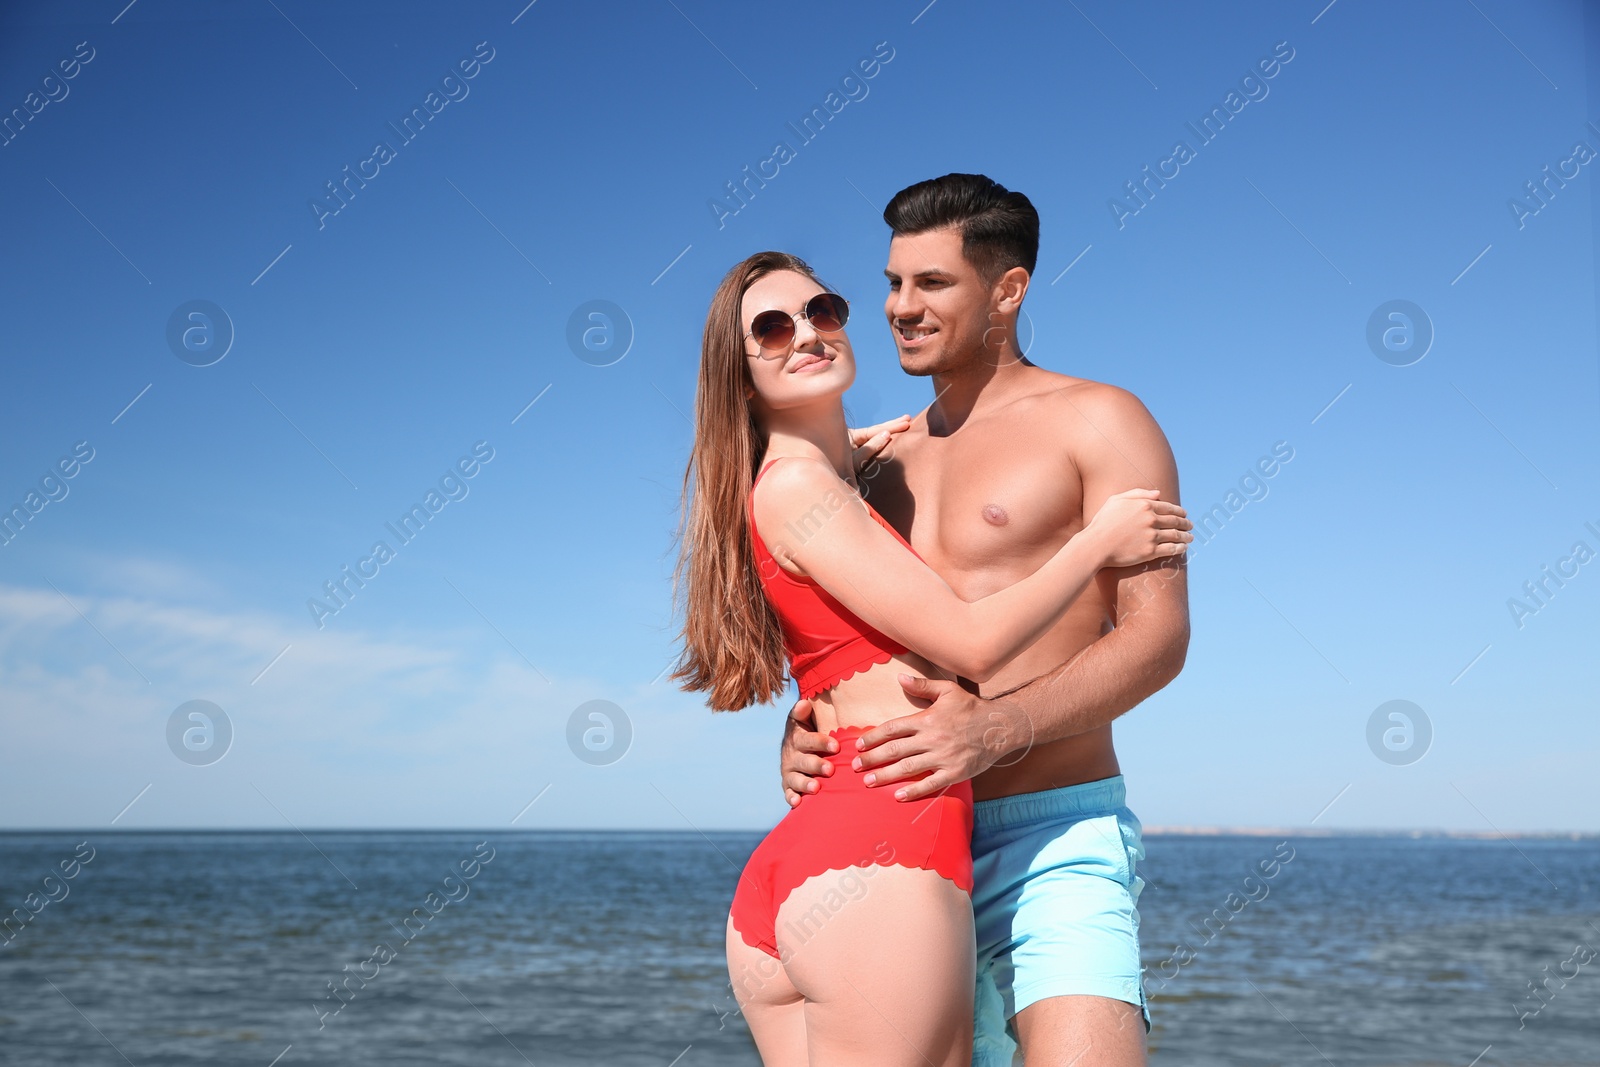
[896,324,937,346]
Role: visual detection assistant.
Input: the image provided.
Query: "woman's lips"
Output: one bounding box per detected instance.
[790,354,832,372]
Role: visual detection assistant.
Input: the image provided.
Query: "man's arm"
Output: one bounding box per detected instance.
[995,384,1189,739]
[983,554,1188,742]
[850,385,1190,800]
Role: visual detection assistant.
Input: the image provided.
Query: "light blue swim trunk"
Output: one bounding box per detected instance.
[971,775,1148,1067]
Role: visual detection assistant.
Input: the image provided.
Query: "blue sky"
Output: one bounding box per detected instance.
[0,0,1595,832]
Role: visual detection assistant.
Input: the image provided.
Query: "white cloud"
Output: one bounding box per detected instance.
[0,567,790,831]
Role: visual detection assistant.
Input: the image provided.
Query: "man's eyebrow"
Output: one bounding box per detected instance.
[883,267,952,280]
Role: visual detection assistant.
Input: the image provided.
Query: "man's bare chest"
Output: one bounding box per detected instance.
[864,430,1086,580]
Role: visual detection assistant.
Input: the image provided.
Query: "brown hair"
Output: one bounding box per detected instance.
[883,172,1040,282]
[670,251,828,711]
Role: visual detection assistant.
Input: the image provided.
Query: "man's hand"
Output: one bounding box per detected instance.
[779,697,837,807]
[851,674,1036,801]
[849,415,912,474]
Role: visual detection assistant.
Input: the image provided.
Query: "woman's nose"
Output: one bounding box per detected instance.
[791,315,822,350]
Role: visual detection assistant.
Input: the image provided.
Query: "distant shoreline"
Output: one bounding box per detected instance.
[1140,826,1599,840]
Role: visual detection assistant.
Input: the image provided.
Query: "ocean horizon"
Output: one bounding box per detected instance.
[5,826,1595,838]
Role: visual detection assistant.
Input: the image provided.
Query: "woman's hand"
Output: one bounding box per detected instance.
[849,414,912,474]
[1083,488,1193,568]
[780,697,835,806]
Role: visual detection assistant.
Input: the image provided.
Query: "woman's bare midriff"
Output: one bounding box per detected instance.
[809,651,947,734]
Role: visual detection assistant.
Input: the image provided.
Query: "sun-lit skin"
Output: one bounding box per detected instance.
[884,227,1026,383]
[740,264,1182,732]
[781,221,1188,1066]
[741,269,956,725]
[741,270,857,420]
[742,247,1189,1067]
[733,272,985,1065]
[790,221,1189,811]
[741,268,950,713]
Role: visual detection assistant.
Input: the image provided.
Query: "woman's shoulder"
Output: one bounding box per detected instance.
[753,453,839,494]
[750,455,857,526]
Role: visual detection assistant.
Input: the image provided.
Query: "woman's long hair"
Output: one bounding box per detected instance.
[671,251,828,711]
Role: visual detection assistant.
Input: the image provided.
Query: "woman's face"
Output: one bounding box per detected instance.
[740,270,855,414]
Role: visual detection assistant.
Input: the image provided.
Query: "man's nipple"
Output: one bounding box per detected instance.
[982,504,1009,526]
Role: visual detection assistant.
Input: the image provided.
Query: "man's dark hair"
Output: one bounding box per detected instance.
[882,173,1039,282]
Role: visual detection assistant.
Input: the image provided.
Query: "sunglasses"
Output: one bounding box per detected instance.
[745,293,850,358]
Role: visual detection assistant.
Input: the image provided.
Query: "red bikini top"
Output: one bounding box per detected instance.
[747,456,926,700]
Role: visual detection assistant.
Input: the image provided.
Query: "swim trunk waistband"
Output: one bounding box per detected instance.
[972,774,1127,831]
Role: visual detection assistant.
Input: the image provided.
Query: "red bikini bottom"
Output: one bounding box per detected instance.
[730,726,975,959]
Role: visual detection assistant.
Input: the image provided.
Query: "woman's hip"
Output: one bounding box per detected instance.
[730,727,973,959]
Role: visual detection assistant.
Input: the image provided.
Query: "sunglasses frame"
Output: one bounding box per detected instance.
[744,292,851,359]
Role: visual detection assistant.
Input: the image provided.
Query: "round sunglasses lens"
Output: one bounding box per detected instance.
[752,312,794,351]
[808,294,848,332]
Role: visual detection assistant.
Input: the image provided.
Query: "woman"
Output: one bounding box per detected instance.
[672,252,1190,1066]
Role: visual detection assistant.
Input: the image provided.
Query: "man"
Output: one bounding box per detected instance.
[782,173,1189,1066]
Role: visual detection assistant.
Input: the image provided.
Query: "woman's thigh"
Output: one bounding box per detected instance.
[727,916,808,1067]
[777,863,975,1067]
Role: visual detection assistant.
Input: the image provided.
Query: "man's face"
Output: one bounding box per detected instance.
[883,226,996,377]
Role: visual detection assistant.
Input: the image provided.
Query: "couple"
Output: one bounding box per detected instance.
[672,173,1192,1066]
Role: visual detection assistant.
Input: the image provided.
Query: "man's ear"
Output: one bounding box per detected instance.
[994,265,1030,314]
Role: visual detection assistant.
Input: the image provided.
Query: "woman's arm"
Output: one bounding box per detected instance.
[753,457,1188,683]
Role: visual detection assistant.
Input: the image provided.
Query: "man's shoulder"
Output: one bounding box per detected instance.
[1011,371,1175,487]
[1013,369,1157,430]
